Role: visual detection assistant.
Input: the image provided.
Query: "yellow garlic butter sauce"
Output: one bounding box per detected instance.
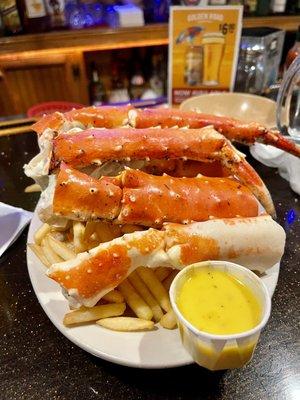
[177,266,262,335]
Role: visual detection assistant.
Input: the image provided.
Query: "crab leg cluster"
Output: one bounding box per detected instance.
[26,106,288,308]
[50,127,275,216]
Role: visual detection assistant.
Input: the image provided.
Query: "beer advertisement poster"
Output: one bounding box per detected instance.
[168,6,243,105]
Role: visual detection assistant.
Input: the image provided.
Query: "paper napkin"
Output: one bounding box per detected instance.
[250,143,300,195]
[0,202,33,257]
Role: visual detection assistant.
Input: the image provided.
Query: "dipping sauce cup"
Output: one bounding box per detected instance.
[170,260,271,371]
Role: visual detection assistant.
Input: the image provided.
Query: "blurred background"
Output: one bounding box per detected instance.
[0,0,299,119]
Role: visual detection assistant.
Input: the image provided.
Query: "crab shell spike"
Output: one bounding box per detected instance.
[51,127,275,217]
[129,108,300,158]
[47,215,286,307]
[32,105,133,135]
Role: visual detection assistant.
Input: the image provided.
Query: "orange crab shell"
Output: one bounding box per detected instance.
[53,163,122,220]
[118,169,259,226]
[52,165,259,226]
[32,105,132,135]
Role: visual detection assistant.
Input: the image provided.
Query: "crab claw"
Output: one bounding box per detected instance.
[129,108,300,158]
[52,126,275,217]
[218,143,276,218]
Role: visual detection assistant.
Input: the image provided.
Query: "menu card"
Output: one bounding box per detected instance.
[168,6,243,105]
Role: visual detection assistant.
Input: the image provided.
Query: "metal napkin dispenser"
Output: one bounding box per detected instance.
[235,27,285,94]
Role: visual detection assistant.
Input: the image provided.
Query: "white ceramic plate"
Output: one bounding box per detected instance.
[27,209,280,369]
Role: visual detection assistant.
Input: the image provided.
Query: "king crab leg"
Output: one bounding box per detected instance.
[47,215,285,307]
[51,164,259,227]
[129,108,300,158]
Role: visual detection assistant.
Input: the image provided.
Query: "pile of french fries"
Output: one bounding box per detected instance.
[29,220,179,332]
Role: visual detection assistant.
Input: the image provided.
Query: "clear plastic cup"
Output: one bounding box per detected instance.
[170,260,271,371]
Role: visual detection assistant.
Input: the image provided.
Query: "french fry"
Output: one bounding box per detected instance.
[42,237,63,265]
[49,230,66,242]
[159,310,177,330]
[50,220,71,232]
[102,289,124,304]
[24,183,41,193]
[28,243,51,267]
[137,267,171,312]
[121,224,144,234]
[163,270,178,291]
[73,221,86,253]
[118,280,153,321]
[97,317,154,332]
[83,221,98,242]
[47,235,76,261]
[34,223,51,245]
[95,221,121,243]
[63,303,126,326]
[128,271,163,322]
[155,267,171,282]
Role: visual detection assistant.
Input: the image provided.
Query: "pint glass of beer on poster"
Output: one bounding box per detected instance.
[184,46,203,86]
[202,33,225,86]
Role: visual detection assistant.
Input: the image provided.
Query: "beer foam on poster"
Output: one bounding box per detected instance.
[168,6,243,105]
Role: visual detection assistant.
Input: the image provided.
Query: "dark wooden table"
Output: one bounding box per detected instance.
[0,132,299,400]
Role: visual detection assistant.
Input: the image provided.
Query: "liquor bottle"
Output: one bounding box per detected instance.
[284,26,300,71]
[270,0,287,12]
[81,1,103,27]
[256,0,270,15]
[149,55,161,97]
[285,0,296,13]
[129,61,146,100]
[109,63,130,104]
[147,54,164,98]
[244,0,257,14]
[65,0,84,29]
[17,0,50,33]
[157,52,167,96]
[89,64,107,106]
[45,0,66,29]
[144,0,170,23]
[0,13,4,36]
[0,1,22,35]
